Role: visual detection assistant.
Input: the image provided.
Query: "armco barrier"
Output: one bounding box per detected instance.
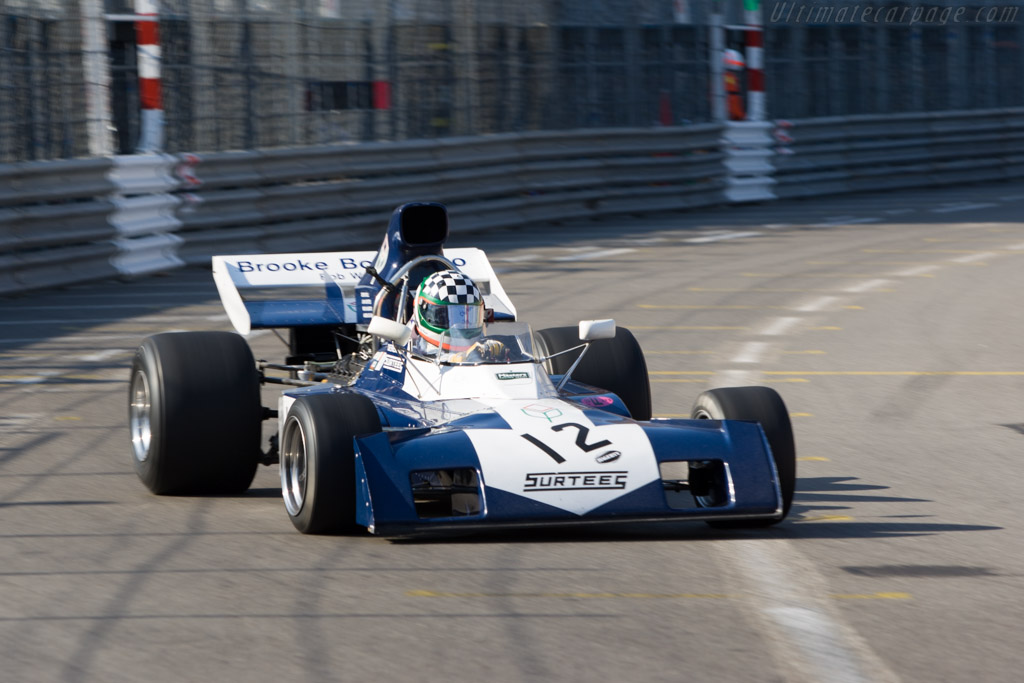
[772,109,1024,199]
[0,158,119,295]
[170,126,726,266]
[4,109,1024,296]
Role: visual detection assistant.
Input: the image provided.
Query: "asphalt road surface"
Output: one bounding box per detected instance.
[2,183,1023,682]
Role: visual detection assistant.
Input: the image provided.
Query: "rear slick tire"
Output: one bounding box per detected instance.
[691,386,796,526]
[129,331,262,495]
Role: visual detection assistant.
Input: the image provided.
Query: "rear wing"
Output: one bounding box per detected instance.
[212,248,516,335]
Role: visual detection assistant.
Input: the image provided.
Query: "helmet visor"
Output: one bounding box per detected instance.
[419,300,484,336]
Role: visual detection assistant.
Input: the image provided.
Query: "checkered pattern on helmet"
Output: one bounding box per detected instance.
[421,270,481,304]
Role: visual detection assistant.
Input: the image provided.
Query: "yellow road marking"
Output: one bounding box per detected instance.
[742,273,925,279]
[407,590,732,599]
[55,416,82,421]
[863,249,1021,255]
[645,350,716,355]
[651,379,711,383]
[763,371,1024,376]
[873,260,943,265]
[799,515,854,522]
[687,287,895,293]
[649,371,715,375]
[408,589,909,601]
[844,305,864,310]
[638,304,786,310]
[798,456,830,462]
[789,412,814,417]
[629,326,749,331]
[810,326,842,331]
[782,350,826,355]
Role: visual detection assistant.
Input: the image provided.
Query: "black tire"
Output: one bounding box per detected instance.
[128,331,262,495]
[691,386,796,525]
[280,392,381,534]
[534,325,652,421]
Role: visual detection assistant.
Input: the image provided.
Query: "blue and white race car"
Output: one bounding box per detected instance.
[128,202,795,536]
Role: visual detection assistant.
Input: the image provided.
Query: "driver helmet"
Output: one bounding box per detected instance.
[414,270,484,350]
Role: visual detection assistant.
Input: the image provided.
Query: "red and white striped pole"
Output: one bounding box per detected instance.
[135,0,163,152]
[744,0,765,121]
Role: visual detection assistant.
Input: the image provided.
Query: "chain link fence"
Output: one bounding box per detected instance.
[1,0,1023,161]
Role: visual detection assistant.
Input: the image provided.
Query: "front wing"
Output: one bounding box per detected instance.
[354,419,783,536]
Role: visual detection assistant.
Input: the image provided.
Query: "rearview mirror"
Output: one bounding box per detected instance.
[368,316,411,346]
[579,319,616,341]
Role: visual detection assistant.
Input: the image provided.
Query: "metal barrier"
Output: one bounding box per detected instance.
[772,109,1024,199]
[0,158,119,295]
[170,126,726,266]
[4,109,1024,296]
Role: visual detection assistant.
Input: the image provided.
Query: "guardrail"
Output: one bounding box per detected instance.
[171,126,726,266]
[3,109,1024,296]
[772,108,1024,198]
[0,126,726,295]
[0,158,119,294]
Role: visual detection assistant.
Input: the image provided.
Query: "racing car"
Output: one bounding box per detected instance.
[128,202,795,535]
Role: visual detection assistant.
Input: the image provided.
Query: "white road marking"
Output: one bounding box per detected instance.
[0,330,192,344]
[55,290,217,298]
[732,341,770,364]
[0,414,42,430]
[75,349,127,363]
[3,304,167,312]
[1007,241,1024,251]
[794,296,841,313]
[843,279,892,293]
[712,540,902,683]
[0,315,227,326]
[551,248,634,262]
[710,369,760,387]
[684,231,762,244]
[892,264,939,277]
[759,317,803,336]
[929,202,998,214]
[950,252,994,264]
[493,254,540,262]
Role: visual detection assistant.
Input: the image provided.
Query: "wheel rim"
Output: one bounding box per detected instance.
[693,409,713,420]
[280,418,308,517]
[129,371,152,463]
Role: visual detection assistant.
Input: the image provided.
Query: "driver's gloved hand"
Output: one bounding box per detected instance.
[476,339,506,360]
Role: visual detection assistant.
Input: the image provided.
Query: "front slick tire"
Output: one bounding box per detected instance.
[534,325,652,421]
[691,386,796,527]
[280,393,381,535]
[129,331,261,495]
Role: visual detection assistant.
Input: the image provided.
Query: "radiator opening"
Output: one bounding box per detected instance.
[659,459,731,510]
[410,468,481,519]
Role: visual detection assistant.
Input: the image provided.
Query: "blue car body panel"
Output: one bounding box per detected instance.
[343,396,782,536]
